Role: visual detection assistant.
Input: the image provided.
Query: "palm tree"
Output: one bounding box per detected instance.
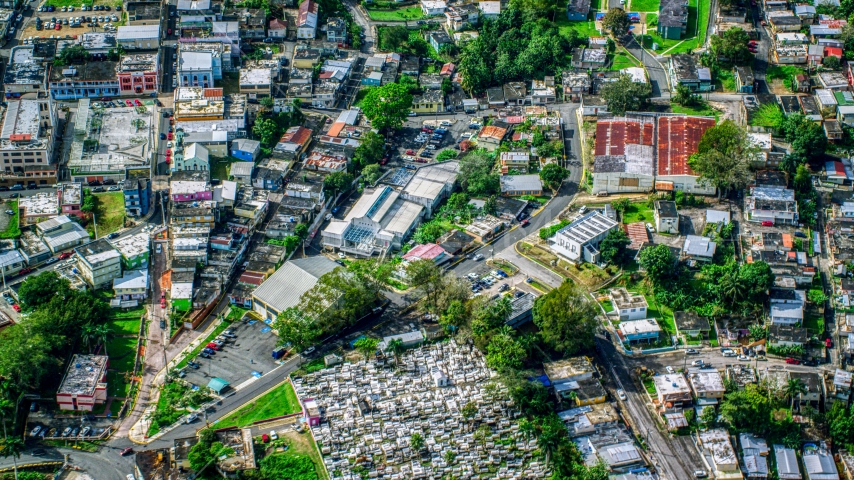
[92,324,113,356]
[81,323,97,353]
[518,418,535,442]
[385,339,404,367]
[783,378,807,411]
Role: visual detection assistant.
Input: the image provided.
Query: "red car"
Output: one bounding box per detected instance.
[11,304,20,312]
[206,343,220,351]
[167,28,172,35]
[18,267,32,275]
[520,219,529,227]
[58,252,72,260]
[761,221,774,227]
[826,338,833,348]
[405,149,415,155]
[167,132,173,140]
[421,127,432,133]
[134,99,141,106]
[160,301,166,309]
[785,357,800,365]
[262,434,270,443]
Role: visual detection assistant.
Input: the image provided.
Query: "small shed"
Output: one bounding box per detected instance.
[207,377,230,394]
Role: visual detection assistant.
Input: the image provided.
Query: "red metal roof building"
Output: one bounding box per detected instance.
[657,116,714,176]
[594,117,655,157]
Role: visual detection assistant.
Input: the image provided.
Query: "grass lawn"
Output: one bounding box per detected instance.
[671,101,721,120]
[147,382,191,436]
[210,159,231,182]
[91,192,125,238]
[804,314,825,335]
[766,65,806,91]
[353,88,373,108]
[107,307,145,335]
[556,19,601,38]
[600,299,614,312]
[175,319,233,369]
[107,370,131,398]
[107,336,138,372]
[43,0,93,6]
[610,48,642,71]
[621,201,654,224]
[643,378,657,395]
[0,200,19,239]
[277,429,329,480]
[708,322,719,347]
[221,72,240,95]
[750,103,784,129]
[528,279,553,293]
[716,69,736,92]
[646,299,676,335]
[366,6,424,21]
[216,381,300,429]
[631,0,660,11]
[646,13,658,26]
[225,306,250,322]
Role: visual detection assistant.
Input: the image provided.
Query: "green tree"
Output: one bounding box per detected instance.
[17,271,70,312]
[461,401,478,422]
[611,198,631,218]
[409,432,425,453]
[459,150,500,196]
[709,27,754,65]
[483,195,497,216]
[443,450,457,464]
[486,327,527,372]
[80,191,96,213]
[354,336,380,360]
[637,243,675,283]
[54,45,89,66]
[385,338,405,366]
[599,74,653,115]
[601,8,631,37]
[259,453,318,480]
[436,149,458,162]
[783,378,807,411]
[700,405,717,425]
[360,83,414,131]
[272,307,322,354]
[688,120,758,197]
[379,25,412,52]
[362,163,382,185]
[252,118,280,147]
[323,171,355,198]
[445,192,470,212]
[412,220,448,244]
[532,282,598,355]
[779,113,828,166]
[539,163,569,190]
[599,228,631,266]
[748,324,766,340]
[440,299,468,331]
[294,223,309,241]
[352,131,385,171]
[259,96,274,109]
[673,84,699,106]
[793,164,812,194]
[824,55,841,69]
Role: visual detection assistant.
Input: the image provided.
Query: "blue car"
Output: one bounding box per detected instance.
[202,348,215,355]
[331,206,340,214]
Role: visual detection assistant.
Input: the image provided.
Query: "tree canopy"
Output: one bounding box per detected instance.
[637,244,676,284]
[688,120,757,197]
[599,228,632,266]
[709,27,754,65]
[458,150,500,196]
[599,74,652,116]
[532,282,598,355]
[352,131,385,171]
[779,113,827,166]
[539,163,568,190]
[601,8,631,37]
[360,83,413,131]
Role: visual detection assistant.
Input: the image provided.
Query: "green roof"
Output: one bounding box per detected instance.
[207,377,230,394]
[834,91,854,106]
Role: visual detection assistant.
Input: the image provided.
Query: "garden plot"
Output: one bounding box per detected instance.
[292,339,549,479]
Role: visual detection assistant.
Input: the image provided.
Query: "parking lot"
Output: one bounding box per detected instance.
[25,404,114,443]
[393,117,476,164]
[180,317,281,392]
[23,1,123,41]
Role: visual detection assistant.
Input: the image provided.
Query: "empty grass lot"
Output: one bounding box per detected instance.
[766,65,807,91]
[106,336,138,372]
[671,101,721,120]
[107,307,145,335]
[216,381,301,429]
[91,192,125,238]
[610,48,642,71]
[107,370,131,398]
[366,6,424,21]
[556,19,601,38]
[641,0,709,54]
[0,200,19,239]
[630,0,660,11]
[620,202,654,224]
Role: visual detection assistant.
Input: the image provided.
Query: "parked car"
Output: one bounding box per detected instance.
[18,267,32,275]
[691,360,705,367]
[826,338,833,348]
[617,389,626,401]
[59,252,72,259]
[665,366,675,374]
[270,430,278,440]
[761,220,774,226]
[30,426,42,437]
[202,348,215,355]
[685,349,699,354]
[785,357,800,364]
[206,343,220,351]
[120,447,134,456]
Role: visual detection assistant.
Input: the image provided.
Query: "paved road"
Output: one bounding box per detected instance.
[624,35,670,98]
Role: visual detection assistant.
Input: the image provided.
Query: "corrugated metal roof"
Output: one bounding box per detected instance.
[594,117,655,156]
[251,256,339,315]
[657,116,715,177]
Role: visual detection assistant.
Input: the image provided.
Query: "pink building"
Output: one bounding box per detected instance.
[59,183,85,218]
[56,355,108,412]
[170,180,212,202]
[302,398,321,426]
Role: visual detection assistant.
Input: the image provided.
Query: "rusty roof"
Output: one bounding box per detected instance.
[594,117,655,156]
[623,222,649,250]
[203,88,223,98]
[657,116,715,177]
[479,125,508,141]
[279,125,312,146]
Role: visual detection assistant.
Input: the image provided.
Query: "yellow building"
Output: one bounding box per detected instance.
[411,90,445,114]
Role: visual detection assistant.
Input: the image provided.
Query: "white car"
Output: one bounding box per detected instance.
[337,252,345,259]
[617,389,626,401]
[691,360,705,367]
[269,430,278,440]
[156,244,162,254]
[166,142,173,148]
[646,222,655,232]
[738,355,750,361]
[474,253,484,261]
[665,366,674,374]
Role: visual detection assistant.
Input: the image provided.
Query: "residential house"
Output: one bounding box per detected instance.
[34,215,90,254]
[770,288,805,325]
[682,235,717,262]
[669,54,712,92]
[274,125,312,159]
[113,269,149,302]
[740,434,770,480]
[464,215,504,243]
[411,90,444,114]
[477,121,510,151]
[427,31,452,52]
[421,0,447,16]
[803,443,838,480]
[746,186,798,225]
[115,25,160,50]
[653,373,692,408]
[735,66,755,93]
[562,71,591,101]
[550,211,619,263]
[479,0,500,19]
[826,119,844,141]
[789,371,822,407]
[769,12,802,32]
[566,0,590,21]
[674,311,711,339]
[445,4,478,32]
[773,44,808,64]
[503,82,527,106]
[618,318,661,344]
[687,368,726,401]
[326,17,347,43]
[609,287,648,321]
[698,429,741,477]
[658,0,689,39]
[654,200,679,234]
[499,174,543,196]
[268,18,287,39]
[571,48,606,69]
[774,445,802,480]
[75,238,122,289]
[297,0,319,39]
[769,324,808,346]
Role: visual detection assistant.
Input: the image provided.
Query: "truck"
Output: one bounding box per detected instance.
[272,347,287,359]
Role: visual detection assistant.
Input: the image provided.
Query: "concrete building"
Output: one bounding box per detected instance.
[125,1,162,26]
[35,215,90,254]
[56,354,108,411]
[618,318,661,344]
[58,183,83,219]
[113,269,149,301]
[746,187,798,225]
[543,357,596,385]
[592,116,656,195]
[231,138,261,162]
[49,60,119,100]
[669,55,712,92]
[109,232,150,270]
[123,176,151,217]
[4,46,47,99]
[0,98,58,188]
[658,0,689,39]
[251,256,339,321]
[75,238,122,289]
[396,161,459,218]
[115,25,160,50]
[653,373,692,408]
[609,287,649,321]
[550,211,619,263]
[687,368,726,401]
[297,0,319,39]
[654,200,679,234]
[500,174,543,196]
[657,116,717,195]
[117,53,159,96]
[698,429,741,477]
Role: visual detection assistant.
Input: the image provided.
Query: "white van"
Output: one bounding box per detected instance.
[325,213,333,221]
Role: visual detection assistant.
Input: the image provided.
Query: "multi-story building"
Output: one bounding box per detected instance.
[115,25,161,50]
[609,287,648,321]
[56,354,108,411]
[297,0,319,39]
[125,1,162,26]
[0,98,58,188]
[123,174,151,217]
[109,232,150,270]
[49,61,119,100]
[75,238,122,289]
[178,51,216,88]
[58,182,83,218]
[4,45,47,99]
[658,0,688,39]
[117,53,159,96]
[113,269,149,301]
[550,211,619,263]
[174,143,210,172]
[34,215,90,254]
[326,17,347,43]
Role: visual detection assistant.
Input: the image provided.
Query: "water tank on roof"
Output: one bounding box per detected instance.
[75,363,81,368]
